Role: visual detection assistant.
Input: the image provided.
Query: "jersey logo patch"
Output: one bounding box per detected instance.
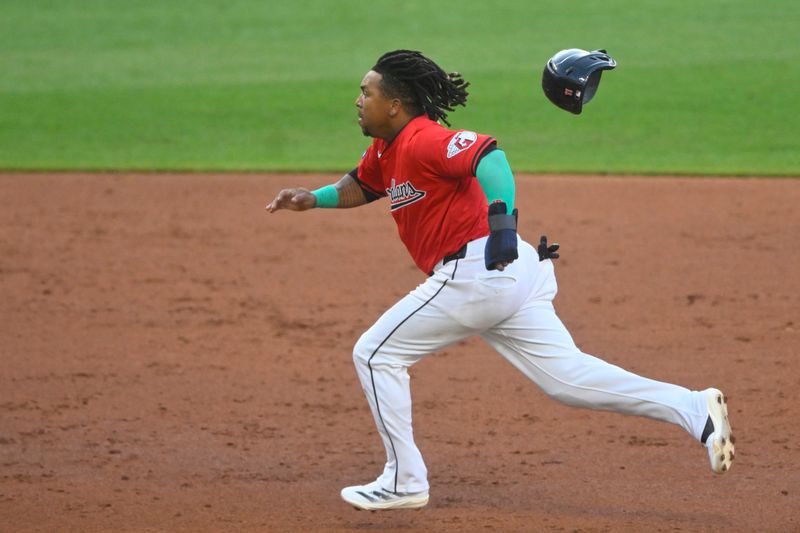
[447,131,477,158]
[386,178,426,211]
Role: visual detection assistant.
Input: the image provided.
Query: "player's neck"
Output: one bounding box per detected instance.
[379,113,417,145]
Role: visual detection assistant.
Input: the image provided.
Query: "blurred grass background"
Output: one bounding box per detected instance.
[0,0,798,175]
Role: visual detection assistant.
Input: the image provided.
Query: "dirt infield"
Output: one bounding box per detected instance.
[1,172,798,532]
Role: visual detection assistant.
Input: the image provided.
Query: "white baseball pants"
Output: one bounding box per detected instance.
[352,235,710,493]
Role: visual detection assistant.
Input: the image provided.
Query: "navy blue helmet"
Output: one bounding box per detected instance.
[542,49,617,114]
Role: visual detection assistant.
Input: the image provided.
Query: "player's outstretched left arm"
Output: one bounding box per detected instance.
[266,173,368,213]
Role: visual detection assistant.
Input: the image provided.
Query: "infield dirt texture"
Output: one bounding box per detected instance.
[1,172,798,532]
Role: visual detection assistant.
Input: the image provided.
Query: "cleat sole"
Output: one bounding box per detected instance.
[705,389,735,474]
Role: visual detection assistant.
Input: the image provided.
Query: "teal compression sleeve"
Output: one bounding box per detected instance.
[475,149,515,211]
[311,184,339,208]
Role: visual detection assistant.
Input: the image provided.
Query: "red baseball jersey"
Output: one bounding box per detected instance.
[355,115,496,274]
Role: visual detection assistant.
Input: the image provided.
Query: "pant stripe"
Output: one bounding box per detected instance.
[367,278,449,493]
[450,258,459,280]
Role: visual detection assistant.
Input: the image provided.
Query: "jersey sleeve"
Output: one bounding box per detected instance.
[354,143,386,199]
[418,128,497,179]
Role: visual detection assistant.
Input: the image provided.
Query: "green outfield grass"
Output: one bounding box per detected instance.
[1,0,798,175]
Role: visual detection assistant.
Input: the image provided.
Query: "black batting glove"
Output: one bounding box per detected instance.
[485,201,519,270]
[537,235,560,261]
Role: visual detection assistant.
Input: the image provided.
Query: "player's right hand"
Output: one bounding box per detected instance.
[266,188,316,212]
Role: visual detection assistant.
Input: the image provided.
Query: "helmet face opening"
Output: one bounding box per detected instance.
[541,48,616,114]
[582,70,603,105]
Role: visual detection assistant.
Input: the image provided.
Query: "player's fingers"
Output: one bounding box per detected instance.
[549,243,560,252]
[496,259,515,270]
[550,252,559,259]
[268,190,294,211]
[279,189,295,202]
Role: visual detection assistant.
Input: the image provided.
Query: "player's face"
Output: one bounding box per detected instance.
[355,70,394,138]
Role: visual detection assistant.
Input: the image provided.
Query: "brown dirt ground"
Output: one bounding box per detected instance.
[1,172,798,533]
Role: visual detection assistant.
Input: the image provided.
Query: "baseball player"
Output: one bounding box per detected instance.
[266,50,735,511]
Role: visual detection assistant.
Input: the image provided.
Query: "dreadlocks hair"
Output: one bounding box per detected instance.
[371,50,469,127]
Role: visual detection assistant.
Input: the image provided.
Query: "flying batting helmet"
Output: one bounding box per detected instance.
[542,48,617,114]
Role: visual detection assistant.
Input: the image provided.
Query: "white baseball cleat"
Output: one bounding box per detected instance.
[701,388,735,474]
[341,481,429,511]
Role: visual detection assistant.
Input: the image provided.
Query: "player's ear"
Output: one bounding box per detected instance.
[388,98,402,117]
